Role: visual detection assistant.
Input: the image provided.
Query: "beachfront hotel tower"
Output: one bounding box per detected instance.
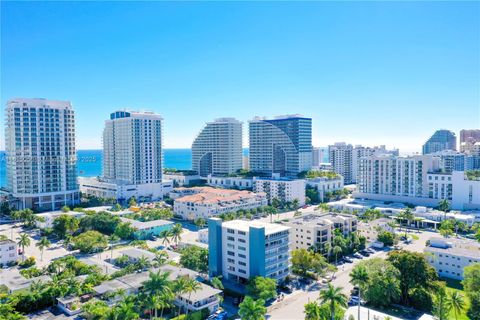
[4,98,79,210]
[192,118,243,177]
[248,115,312,178]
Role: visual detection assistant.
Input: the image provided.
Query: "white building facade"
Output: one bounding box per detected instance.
[192,118,243,177]
[451,171,480,210]
[208,218,291,283]
[80,110,167,202]
[306,176,344,202]
[425,237,480,280]
[5,98,80,210]
[172,187,267,220]
[253,178,306,206]
[0,239,18,266]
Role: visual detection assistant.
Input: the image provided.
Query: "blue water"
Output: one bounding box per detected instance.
[0,149,251,187]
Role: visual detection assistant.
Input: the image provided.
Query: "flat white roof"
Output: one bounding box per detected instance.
[222,219,290,235]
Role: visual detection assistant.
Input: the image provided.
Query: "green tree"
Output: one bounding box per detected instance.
[318,284,347,320]
[449,291,465,320]
[61,205,70,213]
[179,245,208,273]
[438,199,450,219]
[160,229,171,245]
[17,233,31,261]
[210,276,224,290]
[128,197,137,207]
[53,214,79,238]
[72,230,108,253]
[36,237,51,261]
[170,224,183,245]
[79,211,120,235]
[82,300,110,320]
[377,231,396,246]
[350,265,369,320]
[387,250,438,305]
[333,245,342,265]
[193,218,206,230]
[247,276,277,301]
[304,301,322,320]
[432,287,451,320]
[144,270,172,296]
[463,263,480,320]
[114,222,136,240]
[238,296,267,320]
[183,277,201,316]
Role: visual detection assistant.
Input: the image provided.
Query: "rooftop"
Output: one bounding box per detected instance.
[286,213,356,227]
[0,239,16,245]
[0,270,52,292]
[178,282,222,302]
[221,219,290,235]
[173,187,265,205]
[425,237,480,259]
[118,248,156,261]
[120,217,174,229]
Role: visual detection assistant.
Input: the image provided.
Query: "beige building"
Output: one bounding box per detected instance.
[283,213,358,252]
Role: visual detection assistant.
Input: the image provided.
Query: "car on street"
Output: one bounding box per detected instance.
[360,250,370,256]
[353,253,363,259]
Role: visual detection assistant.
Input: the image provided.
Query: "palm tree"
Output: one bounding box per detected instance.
[448,291,465,320]
[350,265,369,320]
[433,290,451,320]
[160,229,171,246]
[108,234,119,260]
[304,301,321,320]
[183,277,201,316]
[319,283,348,320]
[238,296,267,320]
[144,270,172,296]
[36,236,51,261]
[292,198,300,210]
[153,251,168,267]
[172,276,189,315]
[17,233,30,261]
[170,224,183,245]
[333,245,342,265]
[136,255,151,271]
[402,208,414,238]
[438,199,450,220]
[194,218,206,230]
[146,294,162,319]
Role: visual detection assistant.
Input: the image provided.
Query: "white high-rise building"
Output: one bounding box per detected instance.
[355,154,443,206]
[192,118,243,177]
[329,143,398,184]
[328,143,354,184]
[80,110,167,201]
[312,147,327,167]
[5,98,79,210]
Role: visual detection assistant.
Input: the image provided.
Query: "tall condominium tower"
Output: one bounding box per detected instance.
[192,118,243,177]
[422,129,456,154]
[249,115,312,178]
[328,143,353,183]
[5,98,79,210]
[103,110,163,185]
[329,143,398,184]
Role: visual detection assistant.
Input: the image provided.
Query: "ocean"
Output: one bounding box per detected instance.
[0,149,253,187]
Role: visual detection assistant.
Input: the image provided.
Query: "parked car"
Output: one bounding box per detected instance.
[360,250,370,256]
[353,253,363,259]
[343,257,353,263]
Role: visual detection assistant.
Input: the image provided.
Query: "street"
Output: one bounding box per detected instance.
[267,229,437,320]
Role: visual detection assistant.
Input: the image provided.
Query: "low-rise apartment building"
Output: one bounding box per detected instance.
[206,175,254,190]
[0,239,18,266]
[119,217,174,240]
[358,218,394,243]
[425,237,480,280]
[79,177,173,202]
[164,171,203,187]
[172,187,267,220]
[283,213,358,252]
[208,218,291,284]
[306,175,344,202]
[253,178,306,206]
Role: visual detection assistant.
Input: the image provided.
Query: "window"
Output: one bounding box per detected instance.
[227,251,235,256]
[238,231,246,236]
[238,254,246,259]
[227,229,235,234]
[238,246,246,251]
[227,236,235,241]
[239,269,246,274]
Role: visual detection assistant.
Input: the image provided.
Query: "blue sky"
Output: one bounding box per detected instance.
[1,1,479,153]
